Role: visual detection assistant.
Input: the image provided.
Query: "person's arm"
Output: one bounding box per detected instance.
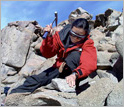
[73,39,97,79]
[66,39,97,87]
[40,24,60,58]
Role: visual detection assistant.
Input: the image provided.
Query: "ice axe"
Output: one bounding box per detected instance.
[42,11,58,39]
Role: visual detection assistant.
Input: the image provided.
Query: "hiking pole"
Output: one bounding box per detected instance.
[42,11,58,39]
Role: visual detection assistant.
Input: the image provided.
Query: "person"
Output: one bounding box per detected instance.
[9,18,97,94]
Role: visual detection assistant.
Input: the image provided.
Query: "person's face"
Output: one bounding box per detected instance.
[70,26,86,43]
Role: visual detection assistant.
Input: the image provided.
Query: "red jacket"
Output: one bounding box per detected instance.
[40,25,97,79]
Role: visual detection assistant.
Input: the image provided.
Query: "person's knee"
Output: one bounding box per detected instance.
[65,51,80,63]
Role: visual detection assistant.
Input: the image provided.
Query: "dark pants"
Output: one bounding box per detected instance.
[10,51,81,94]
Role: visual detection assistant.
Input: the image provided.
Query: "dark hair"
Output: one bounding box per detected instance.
[71,18,90,34]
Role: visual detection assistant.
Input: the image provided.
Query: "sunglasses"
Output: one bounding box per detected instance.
[69,30,86,38]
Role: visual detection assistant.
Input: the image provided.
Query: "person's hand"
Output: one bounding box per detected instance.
[66,73,76,87]
[43,23,53,36]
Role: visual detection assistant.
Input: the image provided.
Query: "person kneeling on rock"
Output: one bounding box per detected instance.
[9,18,97,94]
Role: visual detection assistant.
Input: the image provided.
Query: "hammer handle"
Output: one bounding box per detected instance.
[42,32,48,39]
[42,12,57,39]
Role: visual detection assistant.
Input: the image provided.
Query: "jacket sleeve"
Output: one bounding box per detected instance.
[73,39,97,79]
[40,32,60,58]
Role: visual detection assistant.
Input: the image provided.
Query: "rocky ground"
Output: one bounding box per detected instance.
[1,7,123,106]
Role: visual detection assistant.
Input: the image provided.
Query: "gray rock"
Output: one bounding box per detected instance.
[107,46,117,53]
[77,78,114,106]
[69,7,92,23]
[96,70,118,83]
[105,8,113,17]
[1,87,4,94]
[88,20,95,30]
[52,78,76,93]
[1,64,17,81]
[17,21,35,32]
[26,47,35,60]
[34,42,42,52]
[35,56,57,75]
[31,37,42,48]
[97,63,112,70]
[31,90,77,106]
[19,53,46,77]
[1,74,20,84]
[106,80,123,106]
[1,25,32,68]
[105,8,122,31]
[97,43,116,52]
[42,83,55,90]
[1,20,41,68]
[8,21,18,27]
[31,33,38,42]
[115,38,123,58]
[8,20,37,29]
[97,51,113,66]
[76,74,100,95]
[96,26,106,33]
[24,94,61,106]
[99,38,109,44]
[5,88,78,106]
[1,94,6,105]
[111,25,123,42]
[94,14,106,28]
[58,20,69,27]
[90,28,105,47]
[118,13,123,25]
[108,39,116,45]
[7,70,18,76]
[78,76,94,86]
[5,93,30,106]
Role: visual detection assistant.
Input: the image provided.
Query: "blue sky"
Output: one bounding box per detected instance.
[1,1,123,29]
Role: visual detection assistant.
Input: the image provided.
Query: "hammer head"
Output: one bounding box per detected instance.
[54,11,58,26]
